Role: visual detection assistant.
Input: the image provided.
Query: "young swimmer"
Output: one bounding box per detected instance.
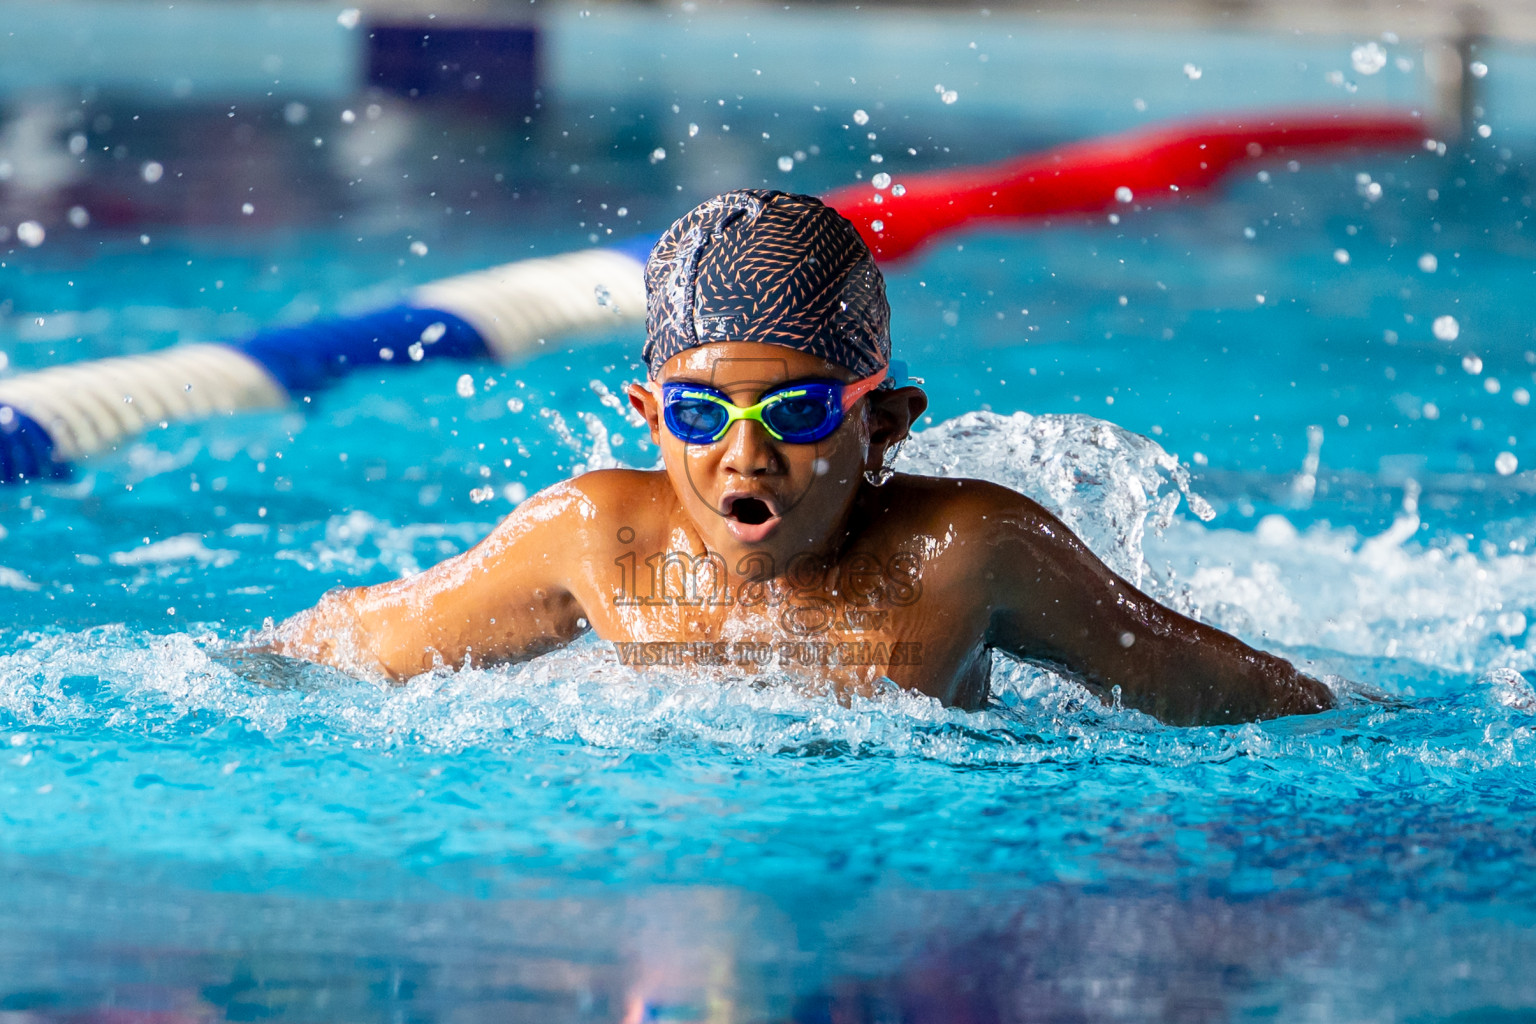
[274,189,1334,726]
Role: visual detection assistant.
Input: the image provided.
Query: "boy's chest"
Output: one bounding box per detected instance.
[581,563,992,706]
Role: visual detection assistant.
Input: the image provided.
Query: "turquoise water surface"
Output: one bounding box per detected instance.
[4,17,1536,1022]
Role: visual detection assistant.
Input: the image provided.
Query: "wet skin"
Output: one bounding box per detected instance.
[275,342,1335,725]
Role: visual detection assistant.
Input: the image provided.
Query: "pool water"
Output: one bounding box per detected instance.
[4,20,1536,1022]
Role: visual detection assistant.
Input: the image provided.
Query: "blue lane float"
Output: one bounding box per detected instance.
[0,245,653,484]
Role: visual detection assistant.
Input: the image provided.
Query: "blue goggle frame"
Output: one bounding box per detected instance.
[652,364,907,445]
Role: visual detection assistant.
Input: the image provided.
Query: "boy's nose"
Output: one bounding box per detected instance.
[720,417,780,476]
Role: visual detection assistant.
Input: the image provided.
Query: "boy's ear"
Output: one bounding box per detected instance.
[626,382,663,444]
[866,386,928,449]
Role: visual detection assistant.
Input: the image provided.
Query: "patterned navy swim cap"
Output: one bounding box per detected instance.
[642,189,891,379]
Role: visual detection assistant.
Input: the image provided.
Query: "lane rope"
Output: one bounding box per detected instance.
[0,110,1425,483]
[825,110,1426,260]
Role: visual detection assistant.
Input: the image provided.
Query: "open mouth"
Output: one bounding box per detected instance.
[718,492,783,542]
[728,496,775,525]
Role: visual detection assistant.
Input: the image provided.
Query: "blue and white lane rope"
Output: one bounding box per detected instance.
[0,242,653,484]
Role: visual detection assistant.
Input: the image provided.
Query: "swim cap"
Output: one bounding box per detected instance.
[642,189,891,379]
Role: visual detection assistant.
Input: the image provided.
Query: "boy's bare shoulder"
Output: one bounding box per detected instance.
[859,475,1061,593]
[485,470,669,542]
[876,473,1053,537]
[870,475,1094,613]
[560,468,680,539]
[563,468,673,511]
[473,470,678,579]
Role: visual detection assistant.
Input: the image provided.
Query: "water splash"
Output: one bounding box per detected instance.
[896,410,1213,586]
[1149,514,1536,680]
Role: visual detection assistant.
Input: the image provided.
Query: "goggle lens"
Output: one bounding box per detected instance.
[761,390,839,442]
[664,396,730,441]
[650,366,888,446]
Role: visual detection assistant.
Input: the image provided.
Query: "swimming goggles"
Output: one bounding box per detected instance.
[651,364,898,445]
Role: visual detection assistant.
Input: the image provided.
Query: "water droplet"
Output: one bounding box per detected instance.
[407,342,424,361]
[284,101,309,125]
[1418,253,1438,273]
[241,202,255,215]
[506,397,525,413]
[1470,60,1488,78]
[870,219,884,233]
[337,7,361,29]
[1243,226,1257,239]
[420,322,447,343]
[1461,353,1483,374]
[410,240,428,256]
[1182,63,1202,80]
[777,155,794,172]
[456,374,476,398]
[16,221,44,247]
[67,206,89,228]
[33,317,45,327]
[1514,388,1531,406]
[1477,124,1492,139]
[853,109,869,125]
[688,123,699,137]
[940,89,958,105]
[1114,186,1133,204]
[891,183,906,197]
[1350,41,1387,75]
[1434,315,1460,342]
[1496,452,1518,475]
[140,161,164,183]
[872,172,891,189]
[1333,248,1350,264]
[340,109,356,124]
[650,147,667,163]
[869,153,883,163]
[1485,377,1501,394]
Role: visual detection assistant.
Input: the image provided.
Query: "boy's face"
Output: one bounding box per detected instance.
[628,342,876,568]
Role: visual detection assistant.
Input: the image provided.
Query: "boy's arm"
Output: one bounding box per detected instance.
[272,482,590,680]
[976,487,1334,725]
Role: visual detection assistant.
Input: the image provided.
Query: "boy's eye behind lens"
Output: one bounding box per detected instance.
[770,396,829,433]
[676,402,725,431]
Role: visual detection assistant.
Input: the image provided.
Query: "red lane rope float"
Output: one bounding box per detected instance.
[825,110,1428,263]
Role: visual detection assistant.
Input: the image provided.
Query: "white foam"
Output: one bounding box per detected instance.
[110,533,237,568]
[1147,513,1536,677]
[0,566,41,591]
[273,510,486,577]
